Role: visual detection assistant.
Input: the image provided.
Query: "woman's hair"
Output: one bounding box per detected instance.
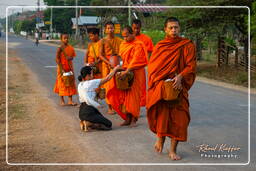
[78,66,92,81]
[123,26,133,34]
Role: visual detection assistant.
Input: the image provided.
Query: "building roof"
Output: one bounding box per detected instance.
[71,16,101,26]
[132,4,167,13]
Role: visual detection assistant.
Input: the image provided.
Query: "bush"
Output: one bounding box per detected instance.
[142,30,165,45]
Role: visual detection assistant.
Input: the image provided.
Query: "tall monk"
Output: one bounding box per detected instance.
[84,28,102,78]
[147,17,196,160]
[99,21,123,114]
[116,26,148,127]
[54,34,77,106]
[132,19,154,107]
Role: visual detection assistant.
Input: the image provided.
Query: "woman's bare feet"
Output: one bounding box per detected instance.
[80,121,85,131]
[168,152,181,160]
[154,137,166,153]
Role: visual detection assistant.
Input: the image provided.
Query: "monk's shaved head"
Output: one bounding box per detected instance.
[164,17,180,28]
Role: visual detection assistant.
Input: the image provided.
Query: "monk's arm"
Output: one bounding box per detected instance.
[84,43,90,65]
[179,43,196,77]
[179,42,197,90]
[55,47,62,64]
[99,40,111,65]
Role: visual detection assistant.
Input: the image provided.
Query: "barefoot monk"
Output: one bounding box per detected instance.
[54,33,77,106]
[99,21,123,114]
[112,26,148,127]
[147,17,196,160]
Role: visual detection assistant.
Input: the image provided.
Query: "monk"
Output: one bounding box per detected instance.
[147,17,196,160]
[132,19,154,107]
[99,21,123,114]
[84,27,102,78]
[54,33,77,106]
[115,26,148,127]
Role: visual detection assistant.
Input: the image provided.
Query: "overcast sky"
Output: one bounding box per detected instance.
[0,0,45,19]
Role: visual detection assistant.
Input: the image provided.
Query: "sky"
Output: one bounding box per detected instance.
[0,0,45,19]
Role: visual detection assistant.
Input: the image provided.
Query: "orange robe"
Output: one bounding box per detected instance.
[147,37,196,141]
[99,36,123,104]
[136,33,154,53]
[135,33,154,107]
[54,45,77,96]
[107,39,148,119]
[85,42,102,78]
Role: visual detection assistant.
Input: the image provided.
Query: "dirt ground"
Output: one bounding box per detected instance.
[0,42,102,170]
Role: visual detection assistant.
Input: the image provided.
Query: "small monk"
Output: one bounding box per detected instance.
[53,33,77,106]
[84,27,102,78]
[116,26,148,127]
[132,19,154,107]
[99,21,123,114]
[147,17,196,160]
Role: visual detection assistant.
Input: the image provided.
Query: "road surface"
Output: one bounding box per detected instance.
[3,33,256,170]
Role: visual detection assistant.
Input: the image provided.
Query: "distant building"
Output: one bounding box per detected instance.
[71,16,101,29]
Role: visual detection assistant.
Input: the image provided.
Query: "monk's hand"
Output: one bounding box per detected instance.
[113,65,122,72]
[119,70,128,80]
[67,56,73,61]
[173,74,183,90]
[95,88,100,94]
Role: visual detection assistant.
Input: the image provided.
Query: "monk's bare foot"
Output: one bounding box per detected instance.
[107,109,116,115]
[120,119,131,126]
[169,152,181,160]
[60,101,66,106]
[154,137,165,153]
[67,102,77,106]
[129,118,137,128]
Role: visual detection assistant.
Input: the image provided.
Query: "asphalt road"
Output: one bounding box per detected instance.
[3,33,256,170]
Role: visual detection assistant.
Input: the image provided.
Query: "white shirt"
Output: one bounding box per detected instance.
[78,79,101,108]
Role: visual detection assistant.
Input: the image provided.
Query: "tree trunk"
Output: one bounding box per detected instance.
[196,36,202,61]
[244,36,248,72]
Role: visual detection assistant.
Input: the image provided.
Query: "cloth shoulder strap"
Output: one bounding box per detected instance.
[103,38,116,55]
[58,46,73,73]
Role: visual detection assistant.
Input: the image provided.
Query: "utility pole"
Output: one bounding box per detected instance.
[36,0,40,31]
[75,0,79,39]
[50,7,53,39]
[128,0,131,26]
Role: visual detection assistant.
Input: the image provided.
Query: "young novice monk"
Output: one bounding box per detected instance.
[78,65,121,131]
[54,33,77,106]
[84,28,102,78]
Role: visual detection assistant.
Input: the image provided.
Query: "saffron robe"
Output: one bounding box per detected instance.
[147,37,196,141]
[54,45,77,96]
[85,41,102,78]
[135,33,154,106]
[107,39,147,119]
[99,36,123,104]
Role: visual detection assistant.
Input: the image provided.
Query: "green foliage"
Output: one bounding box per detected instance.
[252,1,256,37]
[13,20,22,34]
[142,30,165,45]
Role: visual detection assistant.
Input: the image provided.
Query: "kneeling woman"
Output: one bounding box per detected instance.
[78,65,120,131]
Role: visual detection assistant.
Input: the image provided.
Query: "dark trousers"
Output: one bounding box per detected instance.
[79,102,112,128]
